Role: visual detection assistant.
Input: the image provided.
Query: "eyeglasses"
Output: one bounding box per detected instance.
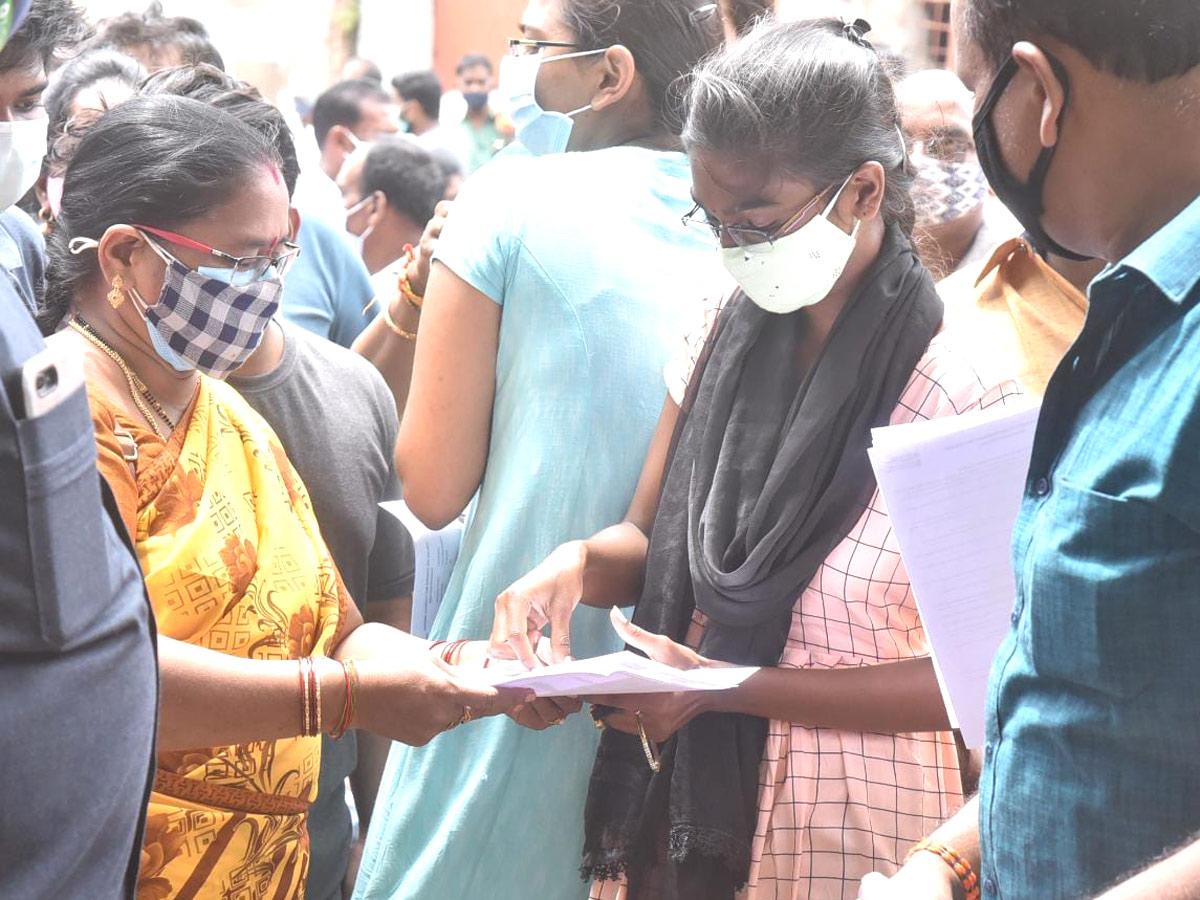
[682,185,834,255]
[507,38,580,57]
[135,224,302,284]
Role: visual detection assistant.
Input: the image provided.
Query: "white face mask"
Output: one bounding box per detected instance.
[498,48,606,156]
[721,173,861,315]
[0,117,47,211]
[344,194,375,258]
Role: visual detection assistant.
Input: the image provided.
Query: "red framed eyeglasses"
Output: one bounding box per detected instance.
[135,224,302,284]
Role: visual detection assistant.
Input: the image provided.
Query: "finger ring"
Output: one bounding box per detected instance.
[635,711,662,773]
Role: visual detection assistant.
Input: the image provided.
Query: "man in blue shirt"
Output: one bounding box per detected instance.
[861,1,1200,899]
[0,1,157,897]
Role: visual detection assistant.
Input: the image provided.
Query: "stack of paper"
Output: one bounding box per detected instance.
[483,650,759,698]
[379,500,465,639]
[868,400,1040,747]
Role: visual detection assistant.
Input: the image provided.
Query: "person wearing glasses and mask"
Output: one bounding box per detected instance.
[492,20,1021,900]
[37,95,526,900]
[351,3,721,900]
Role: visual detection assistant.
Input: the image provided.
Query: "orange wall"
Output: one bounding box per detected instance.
[433,0,526,90]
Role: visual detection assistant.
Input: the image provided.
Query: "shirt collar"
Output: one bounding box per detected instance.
[1100,192,1200,306]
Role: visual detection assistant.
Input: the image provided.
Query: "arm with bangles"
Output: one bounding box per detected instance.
[352,202,448,424]
[156,602,526,753]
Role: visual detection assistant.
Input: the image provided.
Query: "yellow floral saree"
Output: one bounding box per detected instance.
[90,376,349,900]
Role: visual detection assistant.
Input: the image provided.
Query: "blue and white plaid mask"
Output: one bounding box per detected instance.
[71,234,283,378]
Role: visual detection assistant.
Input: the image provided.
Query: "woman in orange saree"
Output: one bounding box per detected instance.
[40,95,524,900]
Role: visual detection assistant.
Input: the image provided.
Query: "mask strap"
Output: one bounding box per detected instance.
[565,104,592,118]
[822,170,858,219]
[68,237,99,255]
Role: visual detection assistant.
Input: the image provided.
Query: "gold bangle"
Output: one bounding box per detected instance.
[380,296,417,341]
[399,268,424,310]
[299,658,312,737]
[635,712,662,772]
[312,658,324,736]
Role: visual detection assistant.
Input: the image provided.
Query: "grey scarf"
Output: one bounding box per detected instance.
[582,225,943,899]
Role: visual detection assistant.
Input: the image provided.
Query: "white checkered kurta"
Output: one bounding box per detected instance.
[593,298,1022,900]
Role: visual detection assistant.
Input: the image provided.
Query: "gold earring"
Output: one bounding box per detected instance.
[107,274,126,309]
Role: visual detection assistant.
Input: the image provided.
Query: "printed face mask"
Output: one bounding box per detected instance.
[70,233,284,378]
[0,116,48,211]
[721,173,861,315]
[912,156,989,228]
[498,48,606,156]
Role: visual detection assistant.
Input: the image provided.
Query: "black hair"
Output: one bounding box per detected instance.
[139,63,300,199]
[91,2,224,71]
[312,77,389,150]
[391,70,442,121]
[682,18,916,235]
[0,0,91,73]
[456,53,493,76]
[560,0,723,135]
[965,0,1200,83]
[361,136,448,229]
[43,49,144,169]
[345,57,382,82]
[721,0,773,37]
[39,94,281,334]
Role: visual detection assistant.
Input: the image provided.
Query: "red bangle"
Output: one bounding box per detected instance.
[441,639,469,665]
[905,839,981,900]
[329,660,359,740]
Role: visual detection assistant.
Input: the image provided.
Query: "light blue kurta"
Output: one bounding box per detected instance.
[353,147,715,900]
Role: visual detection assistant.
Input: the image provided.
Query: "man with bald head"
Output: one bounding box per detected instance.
[898,68,1019,280]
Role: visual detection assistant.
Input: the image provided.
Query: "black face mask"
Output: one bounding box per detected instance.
[973,53,1094,261]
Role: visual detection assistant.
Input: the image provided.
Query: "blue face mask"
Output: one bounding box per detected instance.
[498,48,606,156]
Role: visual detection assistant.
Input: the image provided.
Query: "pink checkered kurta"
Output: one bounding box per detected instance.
[592,299,1022,900]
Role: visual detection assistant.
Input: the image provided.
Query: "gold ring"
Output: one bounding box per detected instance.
[635,711,662,773]
[446,705,474,732]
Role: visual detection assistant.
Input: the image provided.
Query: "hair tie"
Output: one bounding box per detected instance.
[68,237,100,255]
[843,18,874,50]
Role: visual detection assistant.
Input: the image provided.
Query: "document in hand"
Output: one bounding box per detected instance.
[379,500,465,639]
[482,651,759,698]
[867,399,1040,748]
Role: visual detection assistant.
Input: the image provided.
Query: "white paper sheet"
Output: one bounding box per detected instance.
[482,650,759,698]
[379,500,465,639]
[867,399,1040,748]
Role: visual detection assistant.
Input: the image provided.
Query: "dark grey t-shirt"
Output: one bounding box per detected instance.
[228,323,414,900]
[229,323,414,606]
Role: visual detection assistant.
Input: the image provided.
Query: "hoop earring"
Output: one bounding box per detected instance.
[108,274,127,309]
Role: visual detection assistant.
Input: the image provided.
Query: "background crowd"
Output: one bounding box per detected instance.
[1,1,1197,900]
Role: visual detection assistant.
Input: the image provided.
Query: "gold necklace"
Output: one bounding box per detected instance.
[69,316,176,439]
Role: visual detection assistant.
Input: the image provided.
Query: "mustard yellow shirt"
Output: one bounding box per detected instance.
[940,237,1089,397]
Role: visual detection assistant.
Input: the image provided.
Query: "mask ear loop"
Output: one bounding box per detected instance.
[542,47,609,120]
[822,170,865,238]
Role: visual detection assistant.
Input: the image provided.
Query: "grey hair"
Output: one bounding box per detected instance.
[681,17,916,235]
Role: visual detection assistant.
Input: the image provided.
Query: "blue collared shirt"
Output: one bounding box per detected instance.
[981,192,1200,900]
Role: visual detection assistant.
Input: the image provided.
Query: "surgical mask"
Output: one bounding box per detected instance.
[0,117,48,210]
[344,194,375,257]
[912,156,989,228]
[973,54,1092,261]
[69,234,283,378]
[499,49,606,156]
[721,173,861,315]
[463,91,490,113]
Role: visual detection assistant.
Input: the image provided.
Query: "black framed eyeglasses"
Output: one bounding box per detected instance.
[507,38,580,57]
[681,185,834,255]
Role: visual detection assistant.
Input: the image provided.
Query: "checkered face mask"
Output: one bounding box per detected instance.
[912,156,989,228]
[133,236,283,378]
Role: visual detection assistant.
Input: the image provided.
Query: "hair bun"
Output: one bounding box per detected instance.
[843,18,874,49]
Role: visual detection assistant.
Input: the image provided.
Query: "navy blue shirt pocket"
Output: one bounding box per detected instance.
[2,385,114,651]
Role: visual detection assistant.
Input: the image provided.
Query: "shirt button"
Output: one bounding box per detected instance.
[1010,608,1020,627]
[984,743,994,762]
[984,877,997,897]
[1032,476,1051,497]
